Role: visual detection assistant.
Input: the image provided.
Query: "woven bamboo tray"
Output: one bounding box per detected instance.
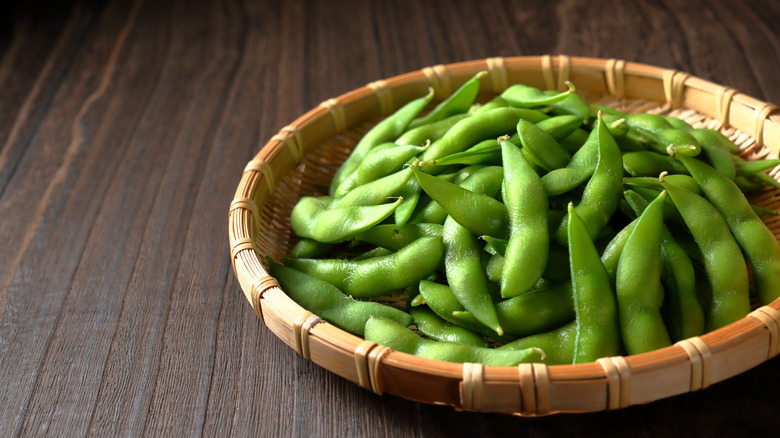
[229,56,780,415]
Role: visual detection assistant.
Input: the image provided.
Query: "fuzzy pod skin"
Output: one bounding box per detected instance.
[268,261,411,337]
[499,138,548,298]
[687,128,736,179]
[661,178,751,331]
[540,113,606,197]
[410,307,487,347]
[453,281,574,337]
[500,81,575,108]
[290,196,402,243]
[334,143,428,197]
[364,317,542,366]
[622,151,689,177]
[407,71,486,130]
[443,214,503,336]
[498,321,577,365]
[615,191,673,355]
[285,236,444,299]
[568,204,620,363]
[420,107,548,164]
[622,190,704,342]
[554,114,623,244]
[412,164,509,239]
[354,223,443,251]
[516,119,571,171]
[330,88,434,195]
[678,156,780,306]
[396,113,470,147]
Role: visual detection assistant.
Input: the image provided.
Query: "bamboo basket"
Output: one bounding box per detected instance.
[229,56,780,415]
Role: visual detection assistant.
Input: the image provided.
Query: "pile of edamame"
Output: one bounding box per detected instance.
[268,72,780,366]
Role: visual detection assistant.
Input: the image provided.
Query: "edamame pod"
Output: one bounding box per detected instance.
[499,137,548,298]
[410,307,487,347]
[364,317,542,366]
[286,236,444,298]
[290,196,403,243]
[407,71,486,129]
[334,142,429,197]
[498,321,576,365]
[331,88,434,194]
[396,113,470,147]
[453,281,574,337]
[354,223,443,251]
[268,261,411,336]
[420,107,548,164]
[412,164,509,239]
[443,214,503,335]
[678,156,780,305]
[554,115,623,244]
[616,191,672,355]
[501,81,575,107]
[661,175,751,330]
[568,203,620,362]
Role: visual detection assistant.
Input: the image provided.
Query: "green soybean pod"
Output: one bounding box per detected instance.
[331,88,434,195]
[664,116,693,130]
[678,156,780,305]
[687,128,736,179]
[408,165,493,225]
[354,223,442,251]
[554,114,623,244]
[418,137,504,167]
[289,238,335,259]
[501,81,575,107]
[474,96,509,113]
[734,157,780,176]
[540,113,603,196]
[410,307,488,347]
[615,191,672,355]
[453,281,575,337]
[396,113,470,147]
[516,119,571,171]
[417,280,490,332]
[546,90,591,124]
[285,235,444,298]
[600,219,638,284]
[351,246,394,261]
[443,214,504,335]
[419,107,548,164]
[332,167,412,207]
[290,196,403,243]
[412,164,509,239]
[660,129,701,157]
[498,321,577,365]
[623,190,704,341]
[268,261,411,336]
[334,142,429,197]
[623,174,701,194]
[567,203,620,363]
[499,137,548,298]
[364,317,542,366]
[408,71,486,130]
[660,176,751,330]
[535,115,585,141]
[622,151,689,176]
[484,253,504,282]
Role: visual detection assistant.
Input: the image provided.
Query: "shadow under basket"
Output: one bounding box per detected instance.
[228,56,780,415]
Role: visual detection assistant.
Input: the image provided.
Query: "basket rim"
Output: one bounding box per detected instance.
[229,55,780,415]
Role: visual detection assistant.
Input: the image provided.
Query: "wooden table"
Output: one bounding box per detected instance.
[2,0,779,435]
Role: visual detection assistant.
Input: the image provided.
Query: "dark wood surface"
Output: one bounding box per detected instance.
[2,0,780,435]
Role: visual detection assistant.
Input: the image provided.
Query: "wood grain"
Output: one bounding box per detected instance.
[1,0,779,436]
